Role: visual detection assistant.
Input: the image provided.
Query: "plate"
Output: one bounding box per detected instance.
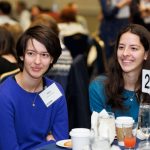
[56,139,72,149]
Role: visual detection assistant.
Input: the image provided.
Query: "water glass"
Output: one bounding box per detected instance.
[138,103,150,141]
[91,138,110,150]
[137,141,150,150]
[98,112,116,144]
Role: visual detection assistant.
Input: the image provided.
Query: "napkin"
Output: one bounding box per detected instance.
[91,111,99,137]
[91,109,116,144]
[136,129,147,140]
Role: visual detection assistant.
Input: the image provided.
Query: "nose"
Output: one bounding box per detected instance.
[34,54,41,64]
[122,47,130,56]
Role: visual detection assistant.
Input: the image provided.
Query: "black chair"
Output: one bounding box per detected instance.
[0,68,20,83]
[66,55,91,131]
[88,33,108,80]
[63,33,90,59]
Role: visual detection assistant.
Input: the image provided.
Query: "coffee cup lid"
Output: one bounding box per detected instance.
[69,128,91,137]
[115,116,134,127]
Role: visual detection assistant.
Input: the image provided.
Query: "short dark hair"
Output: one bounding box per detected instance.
[0,1,11,15]
[16,25,62,71]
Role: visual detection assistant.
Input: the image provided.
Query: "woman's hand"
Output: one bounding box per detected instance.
[46,133,55,141]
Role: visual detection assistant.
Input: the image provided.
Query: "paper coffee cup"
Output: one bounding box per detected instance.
[115,117,134,146]
[69,128,91,150]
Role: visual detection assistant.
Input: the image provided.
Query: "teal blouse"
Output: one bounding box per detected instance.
[89,75,139,122]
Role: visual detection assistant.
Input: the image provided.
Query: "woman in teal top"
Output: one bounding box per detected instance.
[89,24,150,122]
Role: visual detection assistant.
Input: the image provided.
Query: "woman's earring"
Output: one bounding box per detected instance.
[20,56,23,61]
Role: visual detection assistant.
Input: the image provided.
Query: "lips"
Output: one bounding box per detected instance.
[119,59,134,67]
[122,60,132,63]
[32,67,42,72]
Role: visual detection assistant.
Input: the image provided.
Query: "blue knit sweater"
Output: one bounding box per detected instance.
[0,76,69,150]
[89,75,139,122]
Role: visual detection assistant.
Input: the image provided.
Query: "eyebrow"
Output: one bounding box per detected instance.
[130,44,140,48]
[118,43,140,47]
[26,49,49,53]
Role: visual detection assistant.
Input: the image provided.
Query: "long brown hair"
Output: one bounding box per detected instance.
[105,24,150,110]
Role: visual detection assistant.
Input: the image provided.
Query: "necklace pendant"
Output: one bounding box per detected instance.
[32,103,35,107]
[130,98,133,101]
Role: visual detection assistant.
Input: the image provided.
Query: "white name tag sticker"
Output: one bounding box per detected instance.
[142,69,150,94]
[39,83,62,107]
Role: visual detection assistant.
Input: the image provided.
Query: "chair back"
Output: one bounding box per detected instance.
[66,55,91,130]
[63,33,89,58]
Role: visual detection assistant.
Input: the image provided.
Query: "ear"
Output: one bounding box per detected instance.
[144,51,149,60]
[50,57,54,64]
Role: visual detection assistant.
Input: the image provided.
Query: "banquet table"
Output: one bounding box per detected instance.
[35,142,68,150]
[35,139,144,150]
[35,139,142,150]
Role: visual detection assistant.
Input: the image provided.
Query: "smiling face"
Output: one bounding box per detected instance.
[117,32,148,75]
[22,38,53,80]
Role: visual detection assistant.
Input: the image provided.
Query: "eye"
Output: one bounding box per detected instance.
[41,53,50,58]
[26,51,35,56]
[131,47,138,51]
[118,45,124,50]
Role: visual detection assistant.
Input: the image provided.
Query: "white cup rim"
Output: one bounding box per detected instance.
[115,116,134,124]
[69,128,91,137]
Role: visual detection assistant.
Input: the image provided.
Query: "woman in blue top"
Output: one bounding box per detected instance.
[89,24,150,122]
[0,25,69,150]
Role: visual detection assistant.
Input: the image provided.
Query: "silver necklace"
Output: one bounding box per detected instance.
[32,92,39,107]
[16,74,43,107]
[30,80,43,107]
[32,85,47,107]
[129,92,135,101]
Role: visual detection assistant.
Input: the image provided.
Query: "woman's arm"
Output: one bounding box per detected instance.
[50,84,69,141]
[100,0,131,18]
[0,94,20,150]
[89,76,107,113]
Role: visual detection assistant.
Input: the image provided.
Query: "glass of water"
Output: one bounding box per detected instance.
[137,141,150,150]
[138,103,150,142]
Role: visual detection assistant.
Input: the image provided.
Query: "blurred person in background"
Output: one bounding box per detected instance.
[16,1,31,31]
[139,0,150,31]
[0,1,19,26]
[3,23,23,45]
[58,6,91,59]
[30,5,43,22]
[98,0,132,61]
[58,5,88,38]
[130,0,150,31]
[0,25,20,82]
[66,2,89,33]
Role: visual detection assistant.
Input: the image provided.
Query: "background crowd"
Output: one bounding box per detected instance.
[0,0,150,150]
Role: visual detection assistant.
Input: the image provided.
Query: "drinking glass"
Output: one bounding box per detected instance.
[98,112,116,144]
[137,141,150,150]
[123,122,137,150]
[138,103,150,142]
